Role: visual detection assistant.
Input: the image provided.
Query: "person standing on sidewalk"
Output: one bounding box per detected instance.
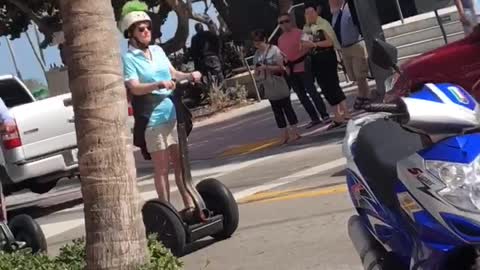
[302,3,351,129]
[252,29,301,144]
[329,0,371,110]
[455,0,480,35]
[277,12,331,129]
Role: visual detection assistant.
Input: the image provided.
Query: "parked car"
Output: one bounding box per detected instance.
[385,26,480,102]
[0,75,79,194]
[0,75,136,195]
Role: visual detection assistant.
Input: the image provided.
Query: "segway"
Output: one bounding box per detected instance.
[142,79,239,256]
[0,182,47,253]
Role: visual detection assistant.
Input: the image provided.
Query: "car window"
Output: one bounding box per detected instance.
[0,79,35,108]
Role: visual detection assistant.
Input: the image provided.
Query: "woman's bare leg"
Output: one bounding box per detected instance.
[169,144,195,209]
[150,149,170,202]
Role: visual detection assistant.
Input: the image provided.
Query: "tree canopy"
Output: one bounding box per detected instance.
[0,0,216,55]
[0,0,298,59]
[0,0,60,41]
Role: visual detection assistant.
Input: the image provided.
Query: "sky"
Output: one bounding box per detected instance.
[0,1,218,85]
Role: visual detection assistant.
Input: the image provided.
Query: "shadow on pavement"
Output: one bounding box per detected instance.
[7,197,83,220]
[331,169,347,177]
[238,207,353,233]
[182,238,218,257]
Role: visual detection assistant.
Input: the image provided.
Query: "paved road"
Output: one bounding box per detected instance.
[7,128,361,269]
[4,87,371,269]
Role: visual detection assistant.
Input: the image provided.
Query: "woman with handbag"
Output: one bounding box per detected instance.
[251,29,301,144]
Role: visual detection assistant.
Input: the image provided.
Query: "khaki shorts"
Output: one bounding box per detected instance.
[144,121,179,153]
[341,41,369,82]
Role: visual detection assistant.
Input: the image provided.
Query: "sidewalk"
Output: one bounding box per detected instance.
[186,81,374,161]
[134,81,374,168]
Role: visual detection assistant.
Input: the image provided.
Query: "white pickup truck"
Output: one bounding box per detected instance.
[0,74,80,195]
[0,75,137,195]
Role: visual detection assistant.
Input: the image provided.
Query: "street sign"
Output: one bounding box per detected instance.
[414,0,454,13]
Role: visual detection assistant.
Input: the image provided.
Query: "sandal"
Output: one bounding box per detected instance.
[288,134,302,144]
[321,116,332,124]
[353,97,370,111]
[327,121,347,130]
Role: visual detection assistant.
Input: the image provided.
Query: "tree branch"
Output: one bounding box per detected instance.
[160,0,190,54]
[186,0,218,33]
[4,0,53,36]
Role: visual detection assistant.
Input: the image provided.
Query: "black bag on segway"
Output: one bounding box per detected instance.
[130,84,193,161]
[132,115,151,160]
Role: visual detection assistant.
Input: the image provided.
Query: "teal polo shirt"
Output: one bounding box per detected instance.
[122,45,176,127]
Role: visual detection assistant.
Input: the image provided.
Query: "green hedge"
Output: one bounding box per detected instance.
[0,234,183,270]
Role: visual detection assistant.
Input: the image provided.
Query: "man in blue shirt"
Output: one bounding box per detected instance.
[330,0,370,110]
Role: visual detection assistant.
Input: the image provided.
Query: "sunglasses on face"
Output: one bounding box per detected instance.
[137,25,151,33]
[279,19,290,24]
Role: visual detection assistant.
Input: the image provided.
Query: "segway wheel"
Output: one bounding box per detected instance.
[142,200,186,256]
[8,214,47,253]
[196,178,239,240]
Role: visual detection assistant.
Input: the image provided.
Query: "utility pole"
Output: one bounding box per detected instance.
[25,31,48,81]
[394,0,404,24]
[33,25,46,66]
[434,9,448,44]
[5,37,22,80]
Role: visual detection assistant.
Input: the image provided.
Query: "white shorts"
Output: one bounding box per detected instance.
[144,121,179,153]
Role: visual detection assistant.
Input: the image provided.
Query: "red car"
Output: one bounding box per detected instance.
[385,26,480,102]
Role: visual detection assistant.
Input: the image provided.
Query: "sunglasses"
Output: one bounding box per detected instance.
[137,26,152,33]
[278,19,290,24]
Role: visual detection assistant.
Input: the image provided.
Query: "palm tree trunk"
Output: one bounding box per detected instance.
[58,0,148,269]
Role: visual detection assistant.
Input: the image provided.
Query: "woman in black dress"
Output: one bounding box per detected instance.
[302,2,351,129]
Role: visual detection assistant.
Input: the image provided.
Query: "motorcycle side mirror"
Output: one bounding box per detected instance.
[371,38,401,74]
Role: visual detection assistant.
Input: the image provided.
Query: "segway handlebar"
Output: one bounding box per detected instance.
[171,78,195,98]
[174,79,192,86]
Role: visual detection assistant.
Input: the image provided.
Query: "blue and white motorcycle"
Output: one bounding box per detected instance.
[344,39,480,270]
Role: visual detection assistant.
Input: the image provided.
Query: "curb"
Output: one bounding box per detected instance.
[238,183,348,204]
[219,138,282,158]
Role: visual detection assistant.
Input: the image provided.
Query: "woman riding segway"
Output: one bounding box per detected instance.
[120,1,239,256]
[119,1,203,222]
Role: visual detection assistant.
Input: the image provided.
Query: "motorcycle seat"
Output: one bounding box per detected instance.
[353,119,424,208]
